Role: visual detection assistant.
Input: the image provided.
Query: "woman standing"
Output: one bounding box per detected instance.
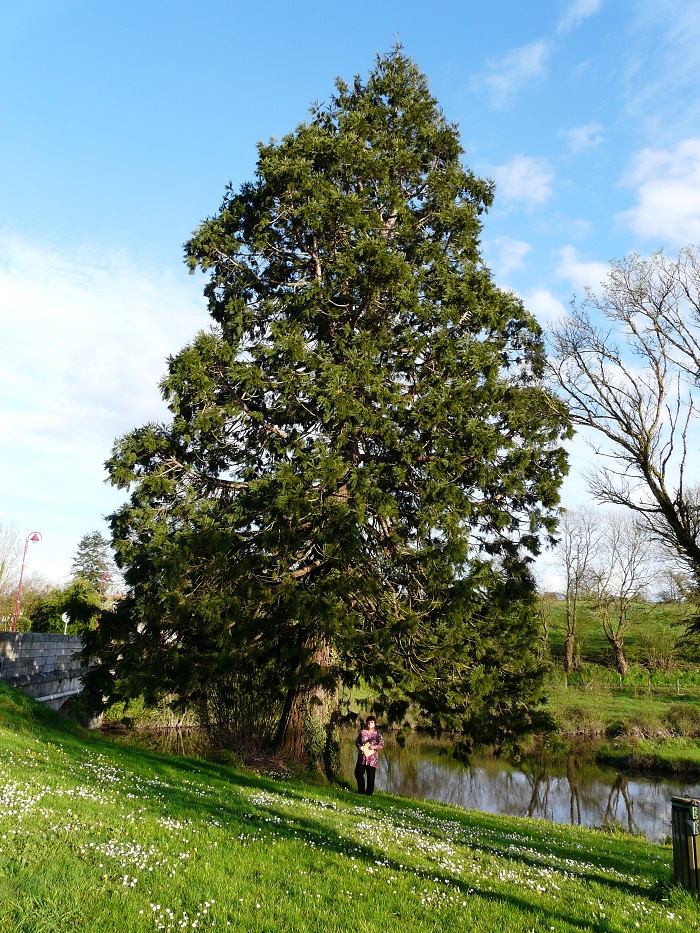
[354,716,384,795]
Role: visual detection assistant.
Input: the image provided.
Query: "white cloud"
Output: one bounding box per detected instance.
[556,245,610,294]
[490,156,554,209]
[619,138,700,246]
[562,122,604,154]
[486,236,531,279]
[624,4,700,139]
[519,288,568,326]
[474,41,550,109]
[558,0,603,34]
[0,238,205,444]
[0,235,207,580]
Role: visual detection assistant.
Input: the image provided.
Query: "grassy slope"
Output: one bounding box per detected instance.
[1,683,699,932]
[597,737,700,772]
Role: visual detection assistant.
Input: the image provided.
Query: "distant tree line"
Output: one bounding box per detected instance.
[0,528,117,636]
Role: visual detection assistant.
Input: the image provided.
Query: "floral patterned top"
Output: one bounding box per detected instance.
[355,727,385,768]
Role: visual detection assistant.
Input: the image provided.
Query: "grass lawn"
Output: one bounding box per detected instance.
[1,683,700,931]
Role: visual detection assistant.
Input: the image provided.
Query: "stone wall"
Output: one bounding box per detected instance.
[0,632,84,711]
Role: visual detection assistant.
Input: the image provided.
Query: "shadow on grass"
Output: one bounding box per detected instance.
[0,679,677,930]
[232,792,643,932]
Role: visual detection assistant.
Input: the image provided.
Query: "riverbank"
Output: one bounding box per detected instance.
[597,737,700,773]
[2,681,699,932]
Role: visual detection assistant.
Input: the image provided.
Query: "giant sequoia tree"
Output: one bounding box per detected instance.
[86,50,569,757]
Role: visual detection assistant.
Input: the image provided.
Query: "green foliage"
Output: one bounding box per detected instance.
[598,736,700,772]
[303,708,327,766]
[324,720,342,778]
[29,586,66,633]
[605,719,630,738]
[2,577,55,632]
[664,703,700,737]
[62,579,102,635]
[90,48,569,751]
[197,666,286,751]
[30,579,101,635]
[639,628,679,671]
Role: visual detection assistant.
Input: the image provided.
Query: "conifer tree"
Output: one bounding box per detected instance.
[86,49,570,757]
[70,530,115,589]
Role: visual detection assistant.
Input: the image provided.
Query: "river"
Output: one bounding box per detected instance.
[343,732,700,842]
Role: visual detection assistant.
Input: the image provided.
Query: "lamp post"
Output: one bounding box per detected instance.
[12,531,42,633]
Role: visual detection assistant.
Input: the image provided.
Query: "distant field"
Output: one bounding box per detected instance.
[541,599,700,738]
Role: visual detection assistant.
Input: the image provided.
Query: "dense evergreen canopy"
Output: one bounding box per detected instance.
[86,49,570,753]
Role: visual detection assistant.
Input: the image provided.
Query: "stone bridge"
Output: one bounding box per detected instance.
[0,632,86,712]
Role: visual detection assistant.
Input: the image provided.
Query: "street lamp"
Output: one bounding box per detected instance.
[12,531,42,633]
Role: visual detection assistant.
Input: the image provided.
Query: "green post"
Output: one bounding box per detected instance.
[672,796,700,893]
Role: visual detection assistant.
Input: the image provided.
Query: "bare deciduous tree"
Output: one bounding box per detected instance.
[558,506,603,673]
[0,523,21,627]
[585,513,657,676]
[550,247,700,583]
[656,566,694,603]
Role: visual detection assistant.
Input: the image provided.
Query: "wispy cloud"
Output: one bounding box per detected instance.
[473,40,550,109]
[562,122,604,154]
[0,237,205,445]
[0,235,206,580]
[624,3,700,140]
[486,236,532,279]
[519,288,568,325]
[557,0,603,34]
[619,138,700,246]
[556,245,610,294]
[489,155,554,209]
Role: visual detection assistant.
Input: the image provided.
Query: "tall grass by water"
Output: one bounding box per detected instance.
[1,682,700,931]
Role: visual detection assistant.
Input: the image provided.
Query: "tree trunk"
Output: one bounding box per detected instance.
[612,638,628,677]
[275,686,307,761]
[564,592,576,673]
[564,632,575,674]
[273,639,336,771]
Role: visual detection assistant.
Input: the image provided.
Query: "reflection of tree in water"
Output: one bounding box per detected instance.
[383,740,481,803]
[603,774,636,834]
[567,754,582,826]
[519,759,551,818]
[342,731,688,840]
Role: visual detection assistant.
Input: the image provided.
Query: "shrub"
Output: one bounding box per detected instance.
[561,705,594,731]
[664,703,700,737]
[638,629,677,671]
[605,720,629,738]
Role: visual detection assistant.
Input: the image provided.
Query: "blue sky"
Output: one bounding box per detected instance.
[2,0,700,586]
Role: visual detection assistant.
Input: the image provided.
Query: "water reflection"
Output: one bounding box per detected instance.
[342,732,700,842]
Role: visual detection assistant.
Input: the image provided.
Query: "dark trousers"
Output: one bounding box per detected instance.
[355,762,376,795]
